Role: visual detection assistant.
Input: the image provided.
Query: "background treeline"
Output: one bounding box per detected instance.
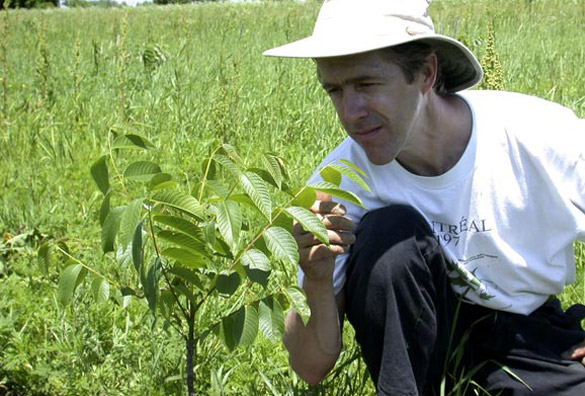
[1,0,248,10]
[0,0,584,395]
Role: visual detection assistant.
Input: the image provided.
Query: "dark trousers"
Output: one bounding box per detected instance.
[344,205,585,396]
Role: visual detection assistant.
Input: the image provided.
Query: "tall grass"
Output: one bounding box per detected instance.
[0,0,584,394]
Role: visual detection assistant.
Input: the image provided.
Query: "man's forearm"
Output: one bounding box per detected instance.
[283,280,343,385]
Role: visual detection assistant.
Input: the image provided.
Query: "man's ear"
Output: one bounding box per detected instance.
[420,53,438,94]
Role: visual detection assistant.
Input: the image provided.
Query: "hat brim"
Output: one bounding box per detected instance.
[263,33,483,93]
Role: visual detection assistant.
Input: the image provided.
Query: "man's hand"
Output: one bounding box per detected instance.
[563,340,585,365]
[293,192,355,283]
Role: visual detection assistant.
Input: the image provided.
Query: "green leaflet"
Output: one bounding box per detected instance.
[307,181,365,208]
[162,247,207,269]
[153,215,205,242]
[205,180,230,200]
[132,221,144,274]
[152,191,207,221]
[339,158,367,176]
[291,186,316,209]
[148,173,176,191]
[174,283,198,307]
[90,155,109,195]
[38,242,51,274]
[118,198,144,248]
[263,227,299,265]
[101,206,125,254]
[319,166,342,186]
[111,133,155,150]
[99,191,111,227]
[320,161,371,192]
[284,206,329,245]
[284,285,311,326]
[261,153,284,190]
[144,257,161,313]
[90,277,110,303]
[240,248,270,272]
[167,267,204,291]
[213,154,242,178]
[215,271,240,296]
[258,296,285,341]
[157,230,208,257]
[240,171,272,219]
[241,249,271,287]
[123,160,162,182]
[220,305,259,351]
[220,143,244,165]
[58,263,87,306]
[213,201,242,252]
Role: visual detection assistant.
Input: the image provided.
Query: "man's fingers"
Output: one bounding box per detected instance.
[293,215,355,236]
[296,229,355,247]
[299,243,349,263]
[316,192,332,202]
[310,200,347,216]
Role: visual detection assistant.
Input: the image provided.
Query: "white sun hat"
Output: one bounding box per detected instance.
[263,0,483,93]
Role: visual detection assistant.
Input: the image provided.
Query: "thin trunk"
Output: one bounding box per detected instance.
[186,313,196,396]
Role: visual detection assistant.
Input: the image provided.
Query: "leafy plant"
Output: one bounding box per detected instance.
[40,130,367,395]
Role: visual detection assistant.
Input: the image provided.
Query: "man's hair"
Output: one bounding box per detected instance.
[383,41,447,96]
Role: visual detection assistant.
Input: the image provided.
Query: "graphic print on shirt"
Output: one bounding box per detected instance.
[431,216,497,301]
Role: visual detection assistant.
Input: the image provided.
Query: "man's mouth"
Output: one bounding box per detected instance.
[352,126,381,141]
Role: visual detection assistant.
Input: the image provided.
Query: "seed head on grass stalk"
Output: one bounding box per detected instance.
[478,20,505,91]
[116,9,130,123]
[1,0,9,126]
[35,17,52,108]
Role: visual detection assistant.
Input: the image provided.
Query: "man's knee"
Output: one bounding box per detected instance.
[353,204,435,263]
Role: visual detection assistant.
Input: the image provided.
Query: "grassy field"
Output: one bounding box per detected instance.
[1,0,584,394]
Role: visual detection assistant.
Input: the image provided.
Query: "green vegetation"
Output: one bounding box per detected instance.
[1,0,584,395]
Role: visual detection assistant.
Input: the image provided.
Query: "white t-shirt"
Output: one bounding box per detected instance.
[300,90,585,315]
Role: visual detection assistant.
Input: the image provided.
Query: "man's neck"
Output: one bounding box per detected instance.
[397,93,472,177]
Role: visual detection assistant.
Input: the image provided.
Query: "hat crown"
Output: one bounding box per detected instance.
[313,0,435,37]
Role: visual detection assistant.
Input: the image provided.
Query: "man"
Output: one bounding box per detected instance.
[264,0,585,395]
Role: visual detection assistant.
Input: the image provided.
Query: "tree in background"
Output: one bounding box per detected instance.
[3,0,60,8]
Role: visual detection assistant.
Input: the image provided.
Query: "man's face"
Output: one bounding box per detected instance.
[316,50,425,166]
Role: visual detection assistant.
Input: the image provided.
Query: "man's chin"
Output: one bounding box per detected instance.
[366,154,395,166]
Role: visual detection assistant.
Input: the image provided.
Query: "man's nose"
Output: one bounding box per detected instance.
[341,90,368,124]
